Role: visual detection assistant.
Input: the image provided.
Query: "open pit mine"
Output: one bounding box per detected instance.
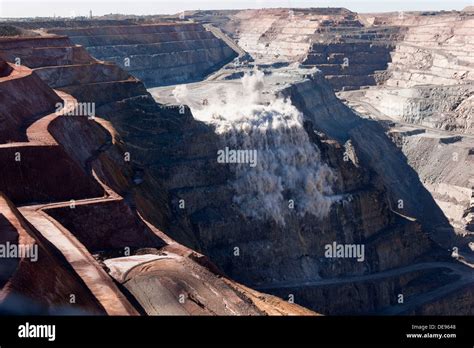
[0,6,473,318]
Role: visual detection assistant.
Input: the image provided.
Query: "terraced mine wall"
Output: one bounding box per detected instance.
[388,130,474,233]
[361,15,474,134]
[0,62,105,204]
[144,67,463,314]
[340,12,474,234]
[30,44,457,314]
[0,194,106,315]
[46,200,166,253]
[0,36,93,67]
[0,36,313,316]
[302,41,395,91]
[0,36,141,111]
[269,266,461,315]
[281,71,454,240]
[50,23,238,87]
[215,8,362,62]
[35,62,131,89]
[195,9,406,91]
[0,64,62,143]
[0,62,122,314]
[4,32,443,314]
[0,35,149,110]
[1,26,471,315]
[363,85,473,133]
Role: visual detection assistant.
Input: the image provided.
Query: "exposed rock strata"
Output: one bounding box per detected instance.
[336,12,473,235]
[0,193,106,315]
[1,13,472,315]
[50,23,237,87]
[147,66,459,314]
[0,36,314,316]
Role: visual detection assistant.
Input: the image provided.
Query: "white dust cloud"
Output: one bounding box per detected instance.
[173,70,338,225]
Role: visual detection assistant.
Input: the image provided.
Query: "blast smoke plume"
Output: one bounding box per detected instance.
[173,70,338,225]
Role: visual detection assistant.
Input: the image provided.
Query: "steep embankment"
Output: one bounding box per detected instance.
[0,59,62,143]
[0,36,93,67]
[302,40,396,91]
[215,8,361,62]
[0,63,112,314]
[148,65,472,314]
[0,193,107,315]
[362,14,473,133]
[3,32,439,314]
[194,8,403,91]
[0,62,104,204]
[3,20,471,315]
[0,36,313,316]
[387,130,474,233]
[49,23,237,87]
[339,12,474,234]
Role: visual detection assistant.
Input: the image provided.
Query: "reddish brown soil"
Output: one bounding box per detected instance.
[0,35,318,316]
[0,193,106,314]
[45,199,165,252]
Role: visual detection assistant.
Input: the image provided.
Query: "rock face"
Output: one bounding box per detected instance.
[1,10,473,316]
[0,193,106,315]
[45,200,166,253]
[387,130,474,233]
[0,62,104,204]
[216,8,362,62]
[50,23,237,87]
[0,61,139,315]
[339,12,473,130]
[283,72,450,233]
[337,11,474,236]
[190,9,404,90]
[0,34,314,316]
[0,60,62,143]
[300,24,405,91]
[363,85,473,133]
[195,9,473,96]
[360,13,474,134]
[302,42,395,91]
[0,36,93,68]
[146,66,464,315]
